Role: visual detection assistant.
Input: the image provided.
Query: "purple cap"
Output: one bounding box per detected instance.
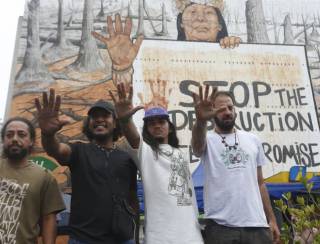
[143,107,169,120]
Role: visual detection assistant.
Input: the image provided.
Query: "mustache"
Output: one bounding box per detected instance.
[8,143,22,149]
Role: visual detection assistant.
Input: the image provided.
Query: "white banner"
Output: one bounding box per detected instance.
[133,40,320,178]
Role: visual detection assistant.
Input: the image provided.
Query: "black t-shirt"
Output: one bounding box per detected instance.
[65,142,137,244]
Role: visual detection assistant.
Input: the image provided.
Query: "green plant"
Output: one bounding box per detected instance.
[274,178,320,244]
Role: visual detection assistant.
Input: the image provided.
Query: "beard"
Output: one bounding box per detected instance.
[154,136,165,144]
[214,115,236,132]
[91,131,114,142]
[3,146,29,161]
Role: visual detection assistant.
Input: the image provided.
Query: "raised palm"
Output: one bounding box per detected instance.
[193,85,222,122]
[110,83,143,120]
[35,89,68,136]
[92,14,143,71]
[138,79,172,109]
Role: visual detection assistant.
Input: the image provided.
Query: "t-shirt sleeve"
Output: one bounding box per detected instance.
[41,171,66,216]
[60,143,80,168]
[137,134,145,165]
[255,136,267,167]
[116,137,139,166]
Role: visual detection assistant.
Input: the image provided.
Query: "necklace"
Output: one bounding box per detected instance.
[159,145,175,158]
[94,143,116,157]
[216,130,239,151]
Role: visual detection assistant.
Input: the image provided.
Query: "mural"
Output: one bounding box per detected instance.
[6,0,320,190]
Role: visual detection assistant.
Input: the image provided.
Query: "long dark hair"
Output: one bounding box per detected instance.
[177,5,228,42]
[142,117,179,155]
[82,116,121,142]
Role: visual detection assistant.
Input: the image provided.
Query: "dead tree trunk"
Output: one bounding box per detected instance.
[272,15,279,43]
[161,3,168,35]
[66,0,75,27]
[136,0,144,36]
[97,0,105,18]
[302,15,310,46]
[283,14,294,44]
[56,0,66,47]
[43,0,77,62]
[16,0,53,84]
[69,0,105,72]
[245,0,270,43]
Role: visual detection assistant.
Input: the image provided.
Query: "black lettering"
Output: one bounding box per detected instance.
[252,81,271,108]
[229,81,249,107]
[274,89,286,106]
[297,87,308,106]
[285,112,298,131]
[179,80,199,107]
[297,112,313,131]
[169,110,188,130]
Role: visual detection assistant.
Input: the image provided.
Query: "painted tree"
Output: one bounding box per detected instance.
[245,0,270,43]
[16,0,53,84]
[66,0,75,27]
[97,0,105,18]
[161,4,168,35]
[283,14,294,44]
[136,0,144,36]
[69,0,105,72]
[43,0,77,62]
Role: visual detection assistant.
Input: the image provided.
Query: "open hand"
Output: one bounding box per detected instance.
[192,84,225,122]
[92,14,143,71]
[35,89,69,136]
[109,83,144,121]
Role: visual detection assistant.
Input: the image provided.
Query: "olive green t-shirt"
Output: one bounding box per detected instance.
[0,159,65,244]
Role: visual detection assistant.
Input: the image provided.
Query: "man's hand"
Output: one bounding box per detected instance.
[109,83,143,121]
[192,84,224,122]
[220,36,241,49]
[92,14,143,71]
[35,89,69,136]
[269,220,281,244]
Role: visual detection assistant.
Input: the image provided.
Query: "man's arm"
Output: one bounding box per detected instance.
[41,213,57,244]
[191,120,207,157]
[112,83,142,149]
[191,85,220,157]
[119,118,141,149]
[41,134,71,164]
[257,166,281,244]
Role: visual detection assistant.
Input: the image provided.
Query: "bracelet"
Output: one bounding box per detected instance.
[112,66,133,75]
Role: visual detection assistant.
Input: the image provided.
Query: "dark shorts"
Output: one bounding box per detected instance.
[204,219,272,244]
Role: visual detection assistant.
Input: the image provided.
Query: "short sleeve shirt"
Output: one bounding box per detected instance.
[0,159,65,244]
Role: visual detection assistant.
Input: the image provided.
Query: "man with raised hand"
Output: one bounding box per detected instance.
[0,117,65,244]
[35,89,138,244]
[108,83,203,244]
[191,85,280,244]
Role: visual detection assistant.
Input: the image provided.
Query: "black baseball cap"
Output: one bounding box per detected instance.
[88,100,115,116]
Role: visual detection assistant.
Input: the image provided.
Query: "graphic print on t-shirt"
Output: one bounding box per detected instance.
[0,178,29,244]
[161,147,192,206]
[220,147,249,169]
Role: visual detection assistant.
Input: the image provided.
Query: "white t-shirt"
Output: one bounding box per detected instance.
[138,140,203,244]
[201,130,268,227]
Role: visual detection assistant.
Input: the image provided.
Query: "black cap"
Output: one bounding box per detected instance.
[88,100,115,116]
